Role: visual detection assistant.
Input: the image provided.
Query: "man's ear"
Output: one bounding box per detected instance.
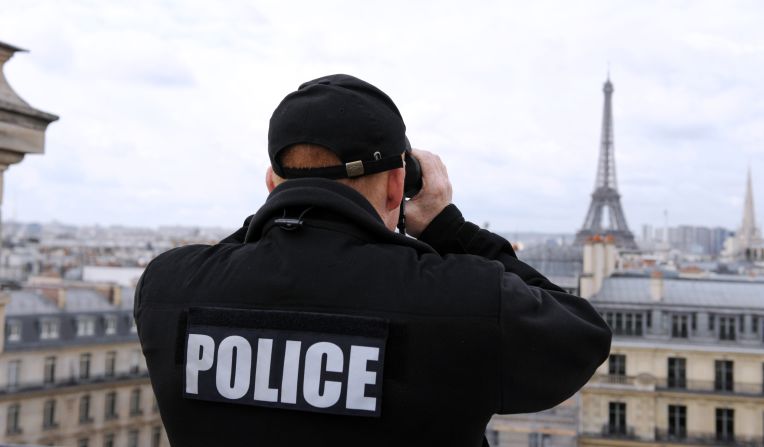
[386,167,405,211]
[265,166,277,193]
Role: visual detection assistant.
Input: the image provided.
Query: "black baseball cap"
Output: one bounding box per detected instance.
[268,74,407,179]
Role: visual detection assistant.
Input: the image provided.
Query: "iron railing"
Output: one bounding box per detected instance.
[600,424,636,438]
[590,374,764,396]
[655,429,763,446]
[1,370,149,395]
[656,378,764,395]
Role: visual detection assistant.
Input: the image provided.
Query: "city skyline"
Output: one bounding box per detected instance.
[1,1,763,232]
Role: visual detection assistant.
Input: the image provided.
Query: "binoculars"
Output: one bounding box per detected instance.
[403,137,422,199]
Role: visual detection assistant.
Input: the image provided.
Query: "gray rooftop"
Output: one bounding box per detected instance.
[6,286,136,316]
[592,276,764,309]
[64,288,115,312]
[5,290,58,315]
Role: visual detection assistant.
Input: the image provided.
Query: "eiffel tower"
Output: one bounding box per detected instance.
[574,77,637,249]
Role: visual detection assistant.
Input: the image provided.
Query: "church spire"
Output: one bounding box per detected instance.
[739,167,759,246]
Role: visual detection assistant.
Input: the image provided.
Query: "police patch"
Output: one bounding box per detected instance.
[183,307,388,417]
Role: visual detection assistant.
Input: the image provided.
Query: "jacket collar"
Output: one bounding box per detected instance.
[245,178,435,254]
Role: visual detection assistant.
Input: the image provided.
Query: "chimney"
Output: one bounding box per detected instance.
[580,235,619,299]
[110,285,122,307]
[56,288,66,309]
[650,271,663,301]
[0,292,11,354]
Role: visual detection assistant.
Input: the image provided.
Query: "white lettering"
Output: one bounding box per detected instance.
[186,334,215,394]
[215,336,252,399]
[346,345,379,411]
[303,342,343,408]
[280,340,302,404]
[254,338,279,402]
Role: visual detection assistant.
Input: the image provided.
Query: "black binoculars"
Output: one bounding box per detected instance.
[403,137,422,199]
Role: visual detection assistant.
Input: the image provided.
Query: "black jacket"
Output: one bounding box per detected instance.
[135,178,611,447]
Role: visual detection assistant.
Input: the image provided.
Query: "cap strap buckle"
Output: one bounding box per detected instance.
[345,160,365,178]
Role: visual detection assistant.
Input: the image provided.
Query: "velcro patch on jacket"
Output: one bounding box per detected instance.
[183,307,388,417]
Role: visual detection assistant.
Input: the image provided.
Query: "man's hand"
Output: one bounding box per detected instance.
[405,149,453,238]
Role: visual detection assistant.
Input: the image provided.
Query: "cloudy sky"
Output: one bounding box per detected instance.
[1,0,763,233]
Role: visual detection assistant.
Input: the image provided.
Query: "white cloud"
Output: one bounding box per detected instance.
[1,0,764,232]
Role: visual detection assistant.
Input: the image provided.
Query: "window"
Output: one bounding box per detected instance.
[6,321,21,342]
[105,391,118,420]
[128,429,139,447]
[103,433,115,447]
[608,354,626,377]
[6,403,21,435]
[130,388,142,416]
[667,357,686,388]
[715,360,734,392]
[76,317,95,337]
[608,402,627,435]
[42,399,57,429]
[78,438,89,447]
[79,395,92,424]
[709,314,715,331]
[606,312,644,336]
[716,408,734,441]
[691,313,697,331]
[44,356,56,385]
[739,315,745,333]
[104,316,117,335]
[7,360,21,389]
[753,316,759,334]
[646,312,652,328]
[105,351,117,377]
[668,405,687,439]
[79,353,91,380]
[671,315,688,338]
[528,432,549,447]
[130,350,141,374]
[128,316,137,334]
[719,316,736,341]
[39,319,59,340]
[152,426,162,447]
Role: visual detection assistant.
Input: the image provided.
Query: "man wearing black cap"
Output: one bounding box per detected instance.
[135,74,611,447]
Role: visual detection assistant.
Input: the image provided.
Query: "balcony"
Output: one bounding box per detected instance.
[588,374,654,392]
[0,371,149,396]
[586,428,764,446]
[588,374,764,397]
[655,429,763,446]
[656,378,764,396]
[596,424,637,439]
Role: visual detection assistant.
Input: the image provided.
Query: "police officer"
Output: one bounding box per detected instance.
[135,74,612,447]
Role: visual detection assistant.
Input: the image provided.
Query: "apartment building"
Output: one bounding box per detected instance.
[0,283,167,447]
[579,273,764,446]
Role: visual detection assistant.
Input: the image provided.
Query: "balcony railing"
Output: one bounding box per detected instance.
[0,371,149,396]
[656,378,764,395]
[590,374,764,396]
[591,374,636,386]
[600,424,636,439]
[586,427,764,446]
[655,429,763,446]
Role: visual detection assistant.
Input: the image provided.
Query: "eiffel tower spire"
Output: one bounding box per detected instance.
[575,78,637,249]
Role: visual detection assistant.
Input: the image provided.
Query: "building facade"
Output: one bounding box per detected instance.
[0,282,167,447]
[579,274,764,446]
